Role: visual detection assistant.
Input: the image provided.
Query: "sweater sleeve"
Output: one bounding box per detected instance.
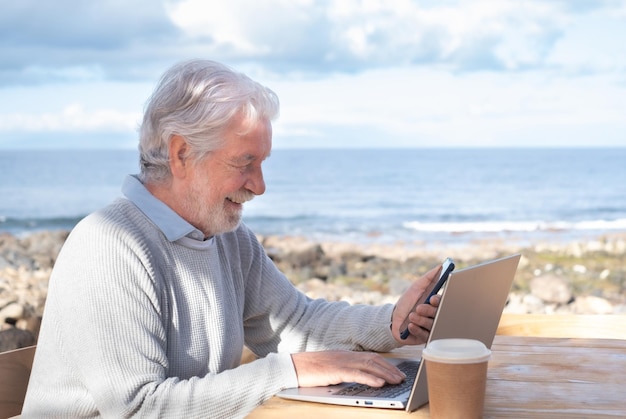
[236,227,399,357]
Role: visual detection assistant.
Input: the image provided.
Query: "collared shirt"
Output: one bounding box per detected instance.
[122,174,208,245]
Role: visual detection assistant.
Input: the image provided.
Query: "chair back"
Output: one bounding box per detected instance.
[0,345,36,418]
[497,314,626,339]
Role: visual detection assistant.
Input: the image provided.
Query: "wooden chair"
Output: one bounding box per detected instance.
[0,345,36,419]
[497,314,626,340]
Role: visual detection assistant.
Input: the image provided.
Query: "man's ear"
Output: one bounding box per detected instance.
[169,135,189,179]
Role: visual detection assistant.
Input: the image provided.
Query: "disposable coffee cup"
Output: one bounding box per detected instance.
[421,338,491,419]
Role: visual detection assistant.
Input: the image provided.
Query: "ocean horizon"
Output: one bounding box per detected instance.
[1,147,625,247]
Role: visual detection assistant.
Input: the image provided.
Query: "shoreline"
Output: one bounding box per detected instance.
[1,229,625,351]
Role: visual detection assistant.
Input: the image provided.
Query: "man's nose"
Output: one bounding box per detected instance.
[246,167,266,195]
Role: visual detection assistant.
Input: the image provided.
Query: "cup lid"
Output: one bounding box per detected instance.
[422,338,491,364]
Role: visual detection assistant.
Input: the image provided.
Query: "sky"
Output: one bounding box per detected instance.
[0,0,625,149]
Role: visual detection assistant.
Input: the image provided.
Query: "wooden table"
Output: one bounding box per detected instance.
[248,335,626,418]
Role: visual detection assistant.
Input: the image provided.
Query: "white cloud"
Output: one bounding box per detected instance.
[165,0,601,74]
[1,0,623,82]
[268,65,626,147]
[21,65,107,83]
[167,1,257,52]
[546,8,626,73]
[0,0,624,148]
[0,104,140,133]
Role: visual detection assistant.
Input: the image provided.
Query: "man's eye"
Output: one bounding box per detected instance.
[233,164,251,172]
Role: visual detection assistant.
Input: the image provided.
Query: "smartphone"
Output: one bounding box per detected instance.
[399,257,455,340]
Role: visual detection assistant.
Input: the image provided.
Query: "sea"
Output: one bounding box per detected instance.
[1,148,625,248]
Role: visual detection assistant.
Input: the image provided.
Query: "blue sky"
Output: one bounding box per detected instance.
[0,0,625,149]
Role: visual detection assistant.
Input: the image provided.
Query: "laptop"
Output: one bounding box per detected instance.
[277,253,521,412]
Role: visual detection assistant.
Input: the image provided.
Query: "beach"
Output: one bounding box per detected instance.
[1,229,625,351]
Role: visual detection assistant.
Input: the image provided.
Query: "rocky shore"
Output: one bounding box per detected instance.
[1,230,625,351]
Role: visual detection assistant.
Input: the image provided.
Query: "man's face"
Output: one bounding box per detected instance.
[182,116,272,238]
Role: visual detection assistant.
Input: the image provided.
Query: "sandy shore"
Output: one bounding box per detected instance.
[1,230,626,350]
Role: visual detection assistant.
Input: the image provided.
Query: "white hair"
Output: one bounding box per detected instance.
[138,59,280,183]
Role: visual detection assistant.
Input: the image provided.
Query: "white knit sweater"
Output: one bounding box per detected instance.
[23,197,397,418]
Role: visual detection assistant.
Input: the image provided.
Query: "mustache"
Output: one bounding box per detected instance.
[227,191,255,204]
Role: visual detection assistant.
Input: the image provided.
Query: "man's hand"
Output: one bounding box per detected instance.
[391,266,442,345]
[291,351,406,388]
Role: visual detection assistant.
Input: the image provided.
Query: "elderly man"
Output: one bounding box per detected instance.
[23,59,441,418]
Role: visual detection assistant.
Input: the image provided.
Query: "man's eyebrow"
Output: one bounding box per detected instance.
[231,154,256,164]
[232,151,272,164]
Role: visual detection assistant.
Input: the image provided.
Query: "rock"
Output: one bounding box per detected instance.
[262,236,335,281]
[503,293,527,314]
[504,293,545,314]
[0,230,68,271]
[522,294,546,313]
[0,326,36,351]
[613,304,626,314]
[16,316,42,340]
[0,302,24,324]
[530,275,572,305]
[571,296,614,314]
[19,230,69,270]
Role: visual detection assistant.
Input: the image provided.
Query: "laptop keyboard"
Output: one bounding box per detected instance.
[334,360,420,398]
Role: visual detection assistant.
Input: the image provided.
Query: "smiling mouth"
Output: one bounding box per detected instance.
[227,195,254,205]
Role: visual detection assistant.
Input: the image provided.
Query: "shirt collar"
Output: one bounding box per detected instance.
[122,175,206,243]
